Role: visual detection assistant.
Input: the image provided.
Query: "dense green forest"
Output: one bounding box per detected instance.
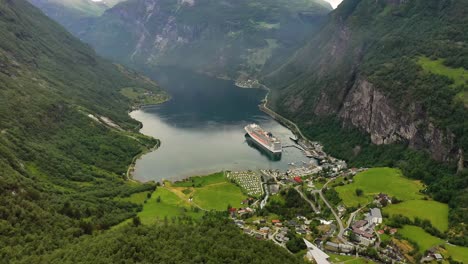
[25,214,304,264]
[267,0,467,246]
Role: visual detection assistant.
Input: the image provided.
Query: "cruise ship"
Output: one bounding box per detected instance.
[244,124,282,154]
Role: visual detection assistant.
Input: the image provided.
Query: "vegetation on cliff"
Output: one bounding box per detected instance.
[267,0,467,245]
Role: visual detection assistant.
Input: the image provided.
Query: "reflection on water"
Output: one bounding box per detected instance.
[131,68,309,182]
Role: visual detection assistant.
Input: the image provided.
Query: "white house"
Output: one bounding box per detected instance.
[369,208,383,224]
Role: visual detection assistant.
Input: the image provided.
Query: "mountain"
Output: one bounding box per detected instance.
[28,0,125,34]
[0,1,304,262]
[266,0,467,244]
[72,0,332,83]
[0,0,166,260]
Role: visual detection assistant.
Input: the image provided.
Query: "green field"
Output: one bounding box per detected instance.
[130,188,203,225]
[398,226,468,262]
[418,56,468,106]
[172,172,227,187]
[192,182,247,211]
[120,173,247,225]
[120,87,169,106]
[172,172,247,211]
[446,244,468,263]
[335,168,423,207]
[399,225,444,253]
[384,200,449,232]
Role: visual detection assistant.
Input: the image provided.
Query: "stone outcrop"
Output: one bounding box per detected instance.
[335,77,458,162]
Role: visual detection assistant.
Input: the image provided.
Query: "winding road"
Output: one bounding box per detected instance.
[319,177,348,243]
[294,186,320,214]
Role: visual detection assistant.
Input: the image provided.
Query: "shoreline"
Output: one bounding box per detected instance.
[257,85,312,144]
[125,76,311,184]
[126,98,171,182]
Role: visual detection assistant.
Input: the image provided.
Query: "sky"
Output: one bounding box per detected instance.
[325,0,343,8]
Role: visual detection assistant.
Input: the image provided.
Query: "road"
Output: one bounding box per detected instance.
[346,205,367,229]
[294,186,320,214]
[318,177,348,243]
[260,183,269,209]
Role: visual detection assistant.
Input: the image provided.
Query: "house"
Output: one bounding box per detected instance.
[304,239,330,264]
[351,220,376,246]
[324,242,354,253]
[272,219,281,224]
[433,253,443,261]
[293,176,303,183]
[369,208,383,224]
[375,193,392,206]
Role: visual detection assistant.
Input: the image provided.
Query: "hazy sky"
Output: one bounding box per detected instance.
[326,0,343,8]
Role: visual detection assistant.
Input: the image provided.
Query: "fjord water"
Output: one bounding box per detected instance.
[131,68,307,182]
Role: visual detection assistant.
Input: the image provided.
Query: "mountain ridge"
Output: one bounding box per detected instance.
[67,0,333,82]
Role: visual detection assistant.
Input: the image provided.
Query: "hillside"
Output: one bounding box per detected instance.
[71,0,332,83]
[28,0,125,34]
[0,1,300,262]
[266,0,467,245]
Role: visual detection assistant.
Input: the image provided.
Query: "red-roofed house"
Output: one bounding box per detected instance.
[293,177,303,183]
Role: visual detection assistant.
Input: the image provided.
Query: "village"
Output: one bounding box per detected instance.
[226,166,413,263]
[221,137,434,264]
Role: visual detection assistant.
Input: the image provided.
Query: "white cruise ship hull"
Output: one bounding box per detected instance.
[244,125,282,154]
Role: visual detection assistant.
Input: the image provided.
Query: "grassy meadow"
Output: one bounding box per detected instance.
[336,168,449,232]
[398,225,468,262]
[399,225,444,253]
[335,168,423,207]
[121,172,247,225]
[384,200,449,232]
[172,172,248,211]
[418,56,468,106]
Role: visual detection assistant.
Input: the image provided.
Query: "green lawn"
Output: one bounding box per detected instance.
[399,225,444,253]
[384,200,449,232]
[335,168,423,207]
[193,182,247,211]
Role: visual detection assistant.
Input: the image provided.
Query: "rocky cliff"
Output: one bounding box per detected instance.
[268,0,467,164]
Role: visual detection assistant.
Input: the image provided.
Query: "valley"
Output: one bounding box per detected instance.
[1,0,467,263]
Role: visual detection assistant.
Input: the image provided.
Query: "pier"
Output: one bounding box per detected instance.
[282,144,314,158]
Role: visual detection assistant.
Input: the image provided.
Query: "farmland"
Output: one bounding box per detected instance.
[384,200,449,232]
[335,168,423,207]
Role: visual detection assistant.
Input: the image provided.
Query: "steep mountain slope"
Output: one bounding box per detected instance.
[28,0,125,34]
[0,0,167,260]
[76,0,332,83]
[268,0,467,163]
[0,1,303,262]
[267,0,467,244]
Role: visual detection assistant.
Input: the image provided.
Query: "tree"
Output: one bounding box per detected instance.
[355,188,364,197]
[132,216,141,227]
[156,196,161,203]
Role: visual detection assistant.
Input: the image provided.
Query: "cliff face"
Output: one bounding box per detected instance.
[74,0,332,81]
[338,78,457,162]
[268,0,467,163]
